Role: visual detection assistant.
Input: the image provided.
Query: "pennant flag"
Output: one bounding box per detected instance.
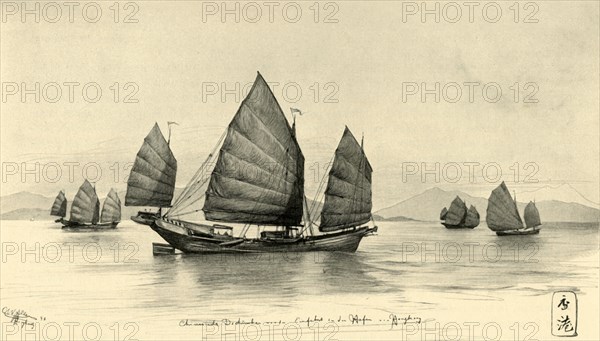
[290,107,304,116]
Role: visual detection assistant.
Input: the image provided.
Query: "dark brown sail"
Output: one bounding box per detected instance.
[125,123,177,207]
[440,207,448,220]
[50,190,67,217]
[320,127,373,232]
[464,205,480,228]
[524,201,541,228]
[486,182,524,232]
[202,72,305,226]
[101,189,122,223]
[444,196,467,226]
[70,180,99,224]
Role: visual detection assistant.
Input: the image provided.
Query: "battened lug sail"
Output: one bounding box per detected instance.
[202,72,305,226]
[51,190,67,217]
[101,189,122,223]
[440,207,448,220]
[464,205,480,228]
[125,123,177,207]
[486,182,524,231]
[524,201,541,228]
[320,127,373,232]
[70,180,100,224]
[444,196,467,225]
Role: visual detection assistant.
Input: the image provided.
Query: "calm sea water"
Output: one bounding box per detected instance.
[1,220,598,340]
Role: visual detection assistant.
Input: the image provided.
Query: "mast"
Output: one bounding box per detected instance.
[202,72,305,226]
[320,127,373,232]
[125,123,178,210]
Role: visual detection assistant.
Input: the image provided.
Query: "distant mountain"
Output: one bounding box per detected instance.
[1,208,53,221]
[0,191,53,214]
[375,187,600,223]
[515,183,599,208]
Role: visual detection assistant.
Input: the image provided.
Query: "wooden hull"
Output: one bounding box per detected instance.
[131,211,159,226]
[60,218,118,229]
[495,227,541,236]
[149,219,377,254]
[442,222,478,229]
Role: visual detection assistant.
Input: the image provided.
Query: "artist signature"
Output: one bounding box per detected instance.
[2,306,46,327]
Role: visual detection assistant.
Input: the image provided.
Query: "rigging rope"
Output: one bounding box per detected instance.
[166,130,227,218]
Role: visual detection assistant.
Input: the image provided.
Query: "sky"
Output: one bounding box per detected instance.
[1,1,598,209]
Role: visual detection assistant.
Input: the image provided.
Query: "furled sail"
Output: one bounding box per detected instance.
[486,182,524,231]
[464,205,480,228]
[320,127,373,232]
[50,190,67,217]
[444,196,467,225]
[524,201,541,228]
[125,123,178,207]
[101,189,122,223]
[440,207,448,220]
[202,72,305,226]
[70,180,100,224]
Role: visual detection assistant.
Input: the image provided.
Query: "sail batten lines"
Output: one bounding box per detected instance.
[202,72,304,226]
[125,123,178,208]
[51,190,67,217]
[444,196,467,225]
[70,179,100,224]
[486,182,524,231]
[320,127,373,232]
[101,188,122,223]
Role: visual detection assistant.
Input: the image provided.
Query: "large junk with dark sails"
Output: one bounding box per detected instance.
[126,72,378,253]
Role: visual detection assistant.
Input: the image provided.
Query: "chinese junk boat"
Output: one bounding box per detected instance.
[486,182,540,236]
[440,196,479,229]
[56,180,121,229]
[126,72,378,253]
